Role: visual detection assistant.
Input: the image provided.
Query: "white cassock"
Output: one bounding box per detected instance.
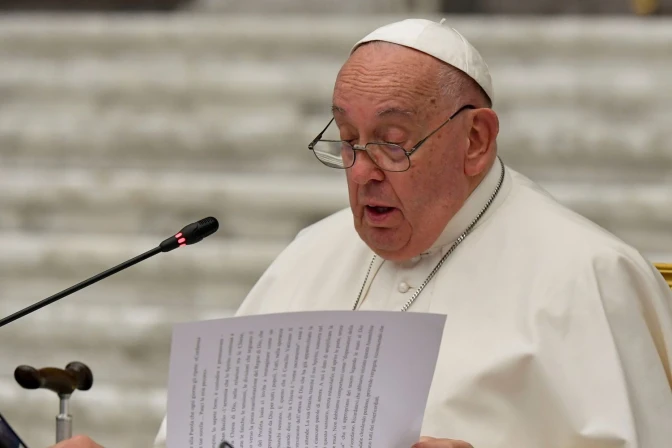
[154,160,672,447]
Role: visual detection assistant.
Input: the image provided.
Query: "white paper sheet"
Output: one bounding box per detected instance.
[167,311,446,448]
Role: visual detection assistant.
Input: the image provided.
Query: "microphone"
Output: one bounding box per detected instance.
[0,217,219,329]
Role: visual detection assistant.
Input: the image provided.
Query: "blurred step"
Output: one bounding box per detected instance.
[1,102,671,176]
[542,181,672,233]
[0,15,670,60]
[0,99,329,170]
[188,0,428,14]
[610,228,672,264]
[2,57,671,111]
[0,166,670,237]
[0,334,173,388]
[0,274,245,350]
[0,57,339,108]
[0,275,253,308]
[0,233,285,282]
[0,290,238,350]
[0,167,349,238]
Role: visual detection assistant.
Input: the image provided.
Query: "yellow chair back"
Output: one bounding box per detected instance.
[655,263,672,289]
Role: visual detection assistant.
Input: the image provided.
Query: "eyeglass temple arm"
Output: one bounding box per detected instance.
[309,117,336,149]
[409,104,476,152]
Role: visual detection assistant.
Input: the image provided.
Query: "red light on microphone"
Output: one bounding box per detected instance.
[175,233,183,239]
[180,244,186,247]
[178,238,186,244]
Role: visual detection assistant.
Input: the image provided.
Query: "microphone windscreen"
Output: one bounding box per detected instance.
[160,217,219,252]
[194,217,219,240]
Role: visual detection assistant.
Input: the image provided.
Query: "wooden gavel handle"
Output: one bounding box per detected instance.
[14,361,93,396]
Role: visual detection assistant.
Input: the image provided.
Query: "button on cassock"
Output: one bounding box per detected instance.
[398,282,411,293]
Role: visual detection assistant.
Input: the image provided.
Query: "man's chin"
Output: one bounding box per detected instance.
[357,226,411,261]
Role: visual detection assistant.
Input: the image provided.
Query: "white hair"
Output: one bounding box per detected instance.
[436,62,492,108]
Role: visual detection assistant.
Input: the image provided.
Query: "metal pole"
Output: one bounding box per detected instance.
[56,394,73,443]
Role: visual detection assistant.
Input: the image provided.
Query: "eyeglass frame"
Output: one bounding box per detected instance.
[307,104,476,172]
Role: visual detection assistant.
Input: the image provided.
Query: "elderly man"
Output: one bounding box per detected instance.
[54,18,672,448]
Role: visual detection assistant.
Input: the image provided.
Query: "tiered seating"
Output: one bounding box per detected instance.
[0,15,670,447]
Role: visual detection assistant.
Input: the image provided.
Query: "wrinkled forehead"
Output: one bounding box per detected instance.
[333,43,445,119]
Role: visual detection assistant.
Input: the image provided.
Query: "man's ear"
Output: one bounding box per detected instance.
[465,108,499,177]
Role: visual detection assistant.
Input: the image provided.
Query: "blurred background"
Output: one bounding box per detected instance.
[0,0,670,447]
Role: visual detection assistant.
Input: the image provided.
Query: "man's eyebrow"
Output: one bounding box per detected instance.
[376,107,416,117]
[331,105,416,118]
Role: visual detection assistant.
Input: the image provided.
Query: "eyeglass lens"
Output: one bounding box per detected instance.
[312,141,409,171]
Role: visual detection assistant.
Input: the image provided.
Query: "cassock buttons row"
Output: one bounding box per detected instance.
[398,282,411,293]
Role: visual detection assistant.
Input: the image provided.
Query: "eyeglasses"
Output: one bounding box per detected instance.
[307,104,475,172]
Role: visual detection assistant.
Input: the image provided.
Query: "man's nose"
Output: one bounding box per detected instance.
[348,147,385,185]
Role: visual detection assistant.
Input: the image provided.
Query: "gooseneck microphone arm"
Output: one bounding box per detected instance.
[0,247,161,329]
[0,217,219,329]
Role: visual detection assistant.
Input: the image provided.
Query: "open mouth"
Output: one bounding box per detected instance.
[366,205,395,216]
[366,205,396,221]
